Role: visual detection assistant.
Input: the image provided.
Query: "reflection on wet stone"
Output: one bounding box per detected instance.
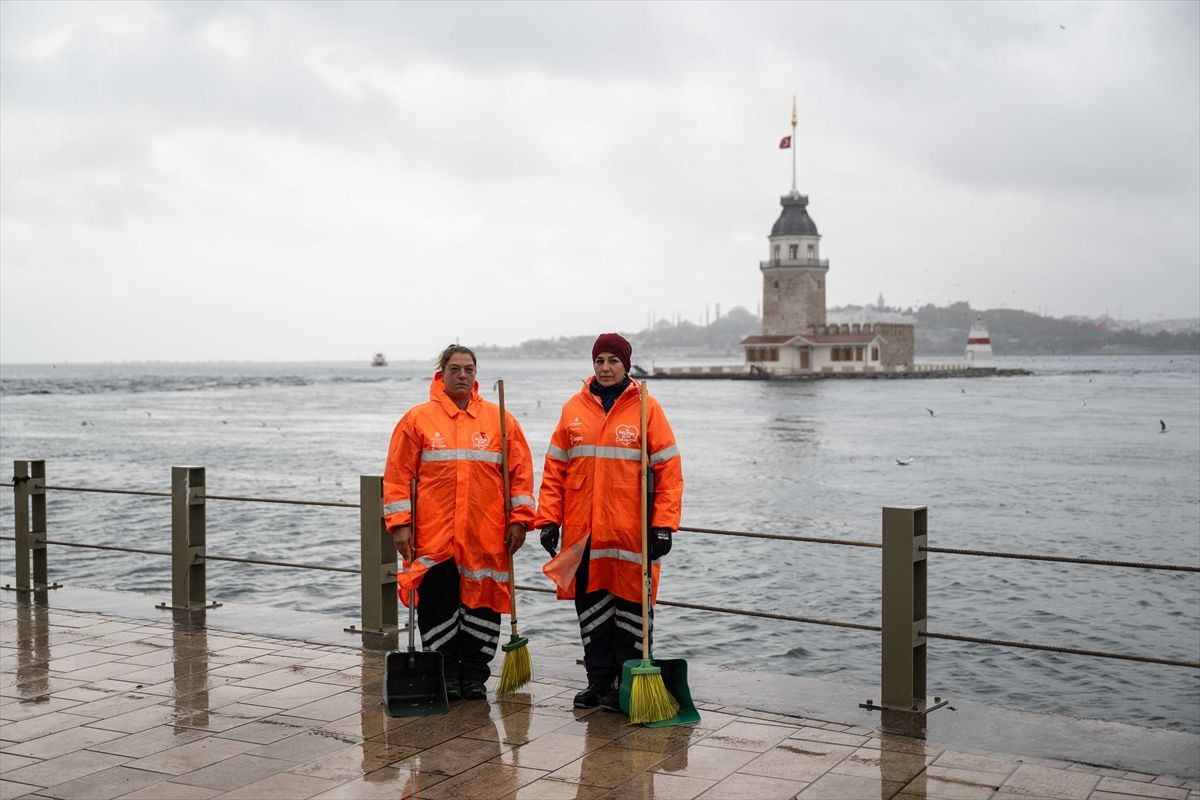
[169,613,209,734]
[1,596,1194,800]
[15,595,51,703]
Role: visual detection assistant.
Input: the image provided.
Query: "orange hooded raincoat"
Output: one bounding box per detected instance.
[535,376,683,605]
[384,375,535,613]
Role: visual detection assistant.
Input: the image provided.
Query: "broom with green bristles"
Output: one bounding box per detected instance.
[495,379,532,696]
[627,380,680,724]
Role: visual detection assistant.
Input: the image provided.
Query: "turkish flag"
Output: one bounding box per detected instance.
[779,136,791,149]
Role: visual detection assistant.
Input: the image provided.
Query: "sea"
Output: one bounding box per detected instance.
[1,354,1197,734]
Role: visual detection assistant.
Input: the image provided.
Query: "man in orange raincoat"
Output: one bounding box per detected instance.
[535,333,683,710]
[384,345,534,700]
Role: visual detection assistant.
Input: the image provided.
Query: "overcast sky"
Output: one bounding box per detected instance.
[1,1,1197,363]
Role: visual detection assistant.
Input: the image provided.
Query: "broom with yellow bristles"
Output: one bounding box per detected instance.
[495,380,532,696]
[627,380,680,724]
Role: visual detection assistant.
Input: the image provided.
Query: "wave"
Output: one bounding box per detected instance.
[0,372,406,397]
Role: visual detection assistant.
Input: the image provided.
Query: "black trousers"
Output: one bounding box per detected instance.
[574,538,651,690]
[416,559,501,684]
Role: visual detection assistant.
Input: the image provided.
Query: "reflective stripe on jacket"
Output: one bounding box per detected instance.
[535,376,683,604]
[383,376,535,613]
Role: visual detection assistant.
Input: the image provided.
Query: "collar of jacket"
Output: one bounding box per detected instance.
[581,374,640,409]
[428,374,480,417]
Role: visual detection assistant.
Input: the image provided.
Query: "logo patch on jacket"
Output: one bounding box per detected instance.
[471,432,491,450]
[568,416,585,446]
[430,431,447,449]
[615,424,639,446]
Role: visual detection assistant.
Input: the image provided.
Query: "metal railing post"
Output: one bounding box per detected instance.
[30,459,49,588]
[157,465,219,611]
[11,460,31,591]
[863,505,945,714]
[6,459,59,592]
[345,475,398,635]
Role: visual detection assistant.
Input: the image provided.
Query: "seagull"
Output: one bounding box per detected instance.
[896,458,913,466]
[1081,400,1088,407]
[1160,420,1167,433]
[925,408,936,417]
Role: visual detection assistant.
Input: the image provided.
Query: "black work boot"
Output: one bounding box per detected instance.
[599,684,622,712]
[461,679,488,700]
[573,679,614,709]
[443,662,463,702]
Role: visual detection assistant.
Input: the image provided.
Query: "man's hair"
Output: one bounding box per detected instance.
[436,344,477,372]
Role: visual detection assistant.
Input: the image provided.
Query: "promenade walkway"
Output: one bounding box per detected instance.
[2,591,1197,800]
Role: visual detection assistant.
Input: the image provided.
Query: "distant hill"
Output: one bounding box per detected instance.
[911,302,1199,355]
[477,302,1198,359]
[477,306,760,360]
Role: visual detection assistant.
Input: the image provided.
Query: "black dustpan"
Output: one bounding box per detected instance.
[384,479,449,717]
[385,634,447,717]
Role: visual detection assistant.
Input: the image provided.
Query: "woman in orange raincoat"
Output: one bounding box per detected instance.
[535,333,683,709]
[384,345,534,700]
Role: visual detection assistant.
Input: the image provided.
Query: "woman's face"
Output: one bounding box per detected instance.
[593,352,627,387]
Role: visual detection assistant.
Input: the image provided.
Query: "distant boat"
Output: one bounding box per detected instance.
[371,352,388,367]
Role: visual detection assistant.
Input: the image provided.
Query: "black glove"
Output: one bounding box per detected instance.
[540,525,560,558]
[650,528,673,560]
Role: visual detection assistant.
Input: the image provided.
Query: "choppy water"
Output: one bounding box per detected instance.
[1,355,1197,734]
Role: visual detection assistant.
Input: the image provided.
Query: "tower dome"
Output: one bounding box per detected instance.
[770,191,819,237]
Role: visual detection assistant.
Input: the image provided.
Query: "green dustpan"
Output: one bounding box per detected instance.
[618,657,701,727]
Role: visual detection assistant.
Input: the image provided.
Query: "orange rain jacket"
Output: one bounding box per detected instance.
[384,376,535,614]
[535,377,683,605]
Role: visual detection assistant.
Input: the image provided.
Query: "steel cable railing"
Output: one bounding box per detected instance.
[0,536,362,574]
[12,484,1200,572]
[6,479,1199,673]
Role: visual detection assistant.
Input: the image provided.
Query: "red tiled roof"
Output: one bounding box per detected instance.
[742,333,881,347]
[798,334,879,344]
[740,335,796,345]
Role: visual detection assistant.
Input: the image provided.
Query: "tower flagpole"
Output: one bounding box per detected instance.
[790,95,798,193]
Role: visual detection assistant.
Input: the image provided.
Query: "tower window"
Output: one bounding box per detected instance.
[807,243,815,257]
[773,245,780,260]
[789,244,798,259]
[773,280,779,289]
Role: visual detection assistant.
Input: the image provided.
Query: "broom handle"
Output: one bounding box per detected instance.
[498,380,518,636]
[639,380,651,660]
[408,477,418,653]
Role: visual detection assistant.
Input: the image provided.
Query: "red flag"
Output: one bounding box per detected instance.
[779,135,791,149]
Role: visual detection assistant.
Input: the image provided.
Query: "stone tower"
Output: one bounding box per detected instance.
[760,190,828,336]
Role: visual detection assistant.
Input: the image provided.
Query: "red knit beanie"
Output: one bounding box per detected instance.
[591,333,632,371]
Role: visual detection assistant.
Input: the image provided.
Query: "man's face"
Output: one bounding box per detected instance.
[442,353,476,401]
[593,353,627,387]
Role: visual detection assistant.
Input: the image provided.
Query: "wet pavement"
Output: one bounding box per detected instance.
[2,590,1197,800]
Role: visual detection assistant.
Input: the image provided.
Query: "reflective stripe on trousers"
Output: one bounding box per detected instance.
[574,540,650,688]
[415,559,502,684]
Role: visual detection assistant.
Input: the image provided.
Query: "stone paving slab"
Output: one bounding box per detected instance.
[1,598,1197,800]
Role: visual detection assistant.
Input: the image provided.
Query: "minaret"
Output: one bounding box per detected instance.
[761,101,828,336]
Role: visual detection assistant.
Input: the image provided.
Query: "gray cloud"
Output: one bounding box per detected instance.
[1,0,1196,362]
